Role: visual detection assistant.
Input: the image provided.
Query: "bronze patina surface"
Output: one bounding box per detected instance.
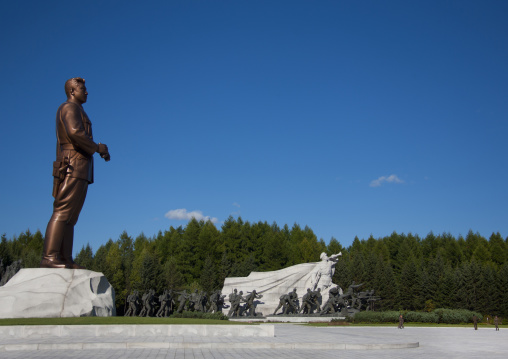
[41,77,110,269]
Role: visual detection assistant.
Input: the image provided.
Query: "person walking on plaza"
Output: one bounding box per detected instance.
[494,316,500,331]
[473,315,478,330]
[398,314,404,329]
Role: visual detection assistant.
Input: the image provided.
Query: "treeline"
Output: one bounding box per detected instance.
[1,217,508,317]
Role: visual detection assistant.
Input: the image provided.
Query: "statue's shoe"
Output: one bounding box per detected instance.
[40,257,67,269]
[65,261,86,270]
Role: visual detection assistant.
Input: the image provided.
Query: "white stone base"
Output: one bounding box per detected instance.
[0,324,275,338]
[0,268,115,318]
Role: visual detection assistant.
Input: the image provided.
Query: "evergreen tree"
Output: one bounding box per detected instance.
[327,237,344,255]
[454,260,482,311]
[478,264,497,315]
[333,250,351,292]
[471,242,491,263]
[371,255,396,310]
[104,242,126,312]
[179,218,202,282]
[398,257,422,310]
[489,232,507,266]
[75,243,94,269]
[92,239,113,274]
[261,230,287,271]
[221,216,243,265]
[118,232,134,293]
[162,256,184,290]
[0,234,12,266]
[496,264,508,316]
[199,255,217,293]
[140,250,161,292]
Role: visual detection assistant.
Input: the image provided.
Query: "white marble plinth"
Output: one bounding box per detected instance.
[0,268,115,318]
[0,324,275,338]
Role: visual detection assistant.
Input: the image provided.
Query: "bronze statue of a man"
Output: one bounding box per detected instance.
[40,77,110,269]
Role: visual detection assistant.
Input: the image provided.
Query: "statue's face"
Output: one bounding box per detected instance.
[71,82,88,104]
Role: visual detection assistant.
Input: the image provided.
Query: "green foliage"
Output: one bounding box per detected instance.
[353,311,401,323]
[75,243,94,269]
[355,309,481,324]
[162,256,184,291]
[200,256,217,293]
[170,311,228,320]
[2,224,508,317]
[404,311,439,323]
[433,308,483,324]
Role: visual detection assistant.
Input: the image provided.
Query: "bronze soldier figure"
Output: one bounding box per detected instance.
[41,78,110,269]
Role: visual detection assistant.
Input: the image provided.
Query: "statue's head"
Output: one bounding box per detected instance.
[320,252,327,260]
[234,288,237,293]
[64,77,87,104]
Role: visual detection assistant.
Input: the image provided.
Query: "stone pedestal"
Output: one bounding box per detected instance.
[0,268,115,318]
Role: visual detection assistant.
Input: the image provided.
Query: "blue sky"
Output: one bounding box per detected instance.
[1,0,507,255]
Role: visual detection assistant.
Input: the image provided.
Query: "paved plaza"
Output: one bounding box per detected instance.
[0,324,506,359]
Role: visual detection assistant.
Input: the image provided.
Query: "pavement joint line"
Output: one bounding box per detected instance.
[0,341,420,351]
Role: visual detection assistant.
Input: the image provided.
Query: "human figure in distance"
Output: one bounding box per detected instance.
[494,316,500,331]
[398,314,404,329]
[41,77,110,269]
[473,314,478,330]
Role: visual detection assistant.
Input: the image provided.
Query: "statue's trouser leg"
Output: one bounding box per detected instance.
[273,303,281,315]
[41,177,88,269]
[41,220,67,268]
[61,224,85,269]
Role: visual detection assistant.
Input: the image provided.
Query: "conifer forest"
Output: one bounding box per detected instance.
[1,217,507,317]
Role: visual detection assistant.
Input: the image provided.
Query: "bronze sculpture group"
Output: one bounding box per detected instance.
[41,77,110,270]
[227,289,264,317]
[124,289,227,317]
[273,288,300,315]
[124,283,379,318]
[271,283,380,316]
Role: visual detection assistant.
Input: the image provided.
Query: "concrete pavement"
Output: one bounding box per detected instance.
[0,324,506,358]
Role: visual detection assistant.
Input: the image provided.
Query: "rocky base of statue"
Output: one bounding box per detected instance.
[0,268,115,318]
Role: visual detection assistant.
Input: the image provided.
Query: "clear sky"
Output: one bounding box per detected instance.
[1,1,507,254]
